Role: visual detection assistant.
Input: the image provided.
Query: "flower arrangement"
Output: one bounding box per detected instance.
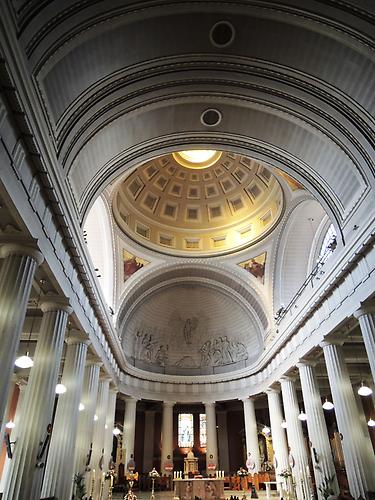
[237,467,249,477]
[278,468,293,479]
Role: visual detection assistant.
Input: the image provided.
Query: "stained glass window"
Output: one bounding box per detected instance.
[178,413,194,448]
[200,413,207,448]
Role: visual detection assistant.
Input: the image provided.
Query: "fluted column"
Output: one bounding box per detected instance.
[266,389,289,478]
[102,387,117,499]
[297,361,339,497]
[89,376,110,499]
[354,305,375,384]
[216,411,230,474]
[242,397,260,472]
[103,387,117,470]
[4,295,72,500]
[143,410,156,472]
[0,241,43,435]
[123,397,138,471]
[280,377,311,500]
[321,340,375,498]
[204,402,218,472]
[161,401,174,474]
[74,359,101,475]
[41,332,89,500]
[0,379,27,493]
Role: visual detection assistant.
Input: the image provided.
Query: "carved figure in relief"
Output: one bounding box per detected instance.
[183,317,198,344]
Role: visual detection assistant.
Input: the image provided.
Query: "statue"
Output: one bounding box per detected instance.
[246,453,255,472]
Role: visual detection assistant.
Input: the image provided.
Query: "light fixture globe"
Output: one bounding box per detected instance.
[322,398,334,410]
[79,403,85,411]
[358,382,373,397]
[5,420,15,429]
[93,414,99,421]
[14,353,34,369]
[281,420,287,429]
[55,383,67,394]
[172,150,222,169]
[262,426,271,435]
[113,426,121,436]
[298,410,307,421]
[368,418,375,427]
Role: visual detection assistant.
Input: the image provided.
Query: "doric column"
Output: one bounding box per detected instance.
[122,397,138,471]
[216,411,230,474]
[161,401,174,474]
[41,332,89,500]
[89,376,110,499]
[143,410,156,472]
[266,389,289,478]
[242,397,260,472]
[280,377,311,500]
[354,305,375,384]
[204,401,218,472]
[74,359,101,475]
[297,361,339,497]
[0,241,43,435]
[3,295,72,500]
[321,340,375,498]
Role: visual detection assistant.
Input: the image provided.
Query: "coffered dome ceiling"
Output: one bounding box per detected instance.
[113,151,283,256]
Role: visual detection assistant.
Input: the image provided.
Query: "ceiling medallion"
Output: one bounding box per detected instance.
[172,150,222,169]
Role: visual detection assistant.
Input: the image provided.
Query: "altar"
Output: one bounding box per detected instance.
[173,478,225,500]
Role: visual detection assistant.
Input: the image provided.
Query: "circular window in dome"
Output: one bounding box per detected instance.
[172,150,222,169]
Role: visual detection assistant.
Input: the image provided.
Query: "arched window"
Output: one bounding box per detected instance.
[178,414,194,448]
[199,413,207,448]
[318,224,337,261]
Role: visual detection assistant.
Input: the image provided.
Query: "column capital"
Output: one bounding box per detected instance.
[353,303,375,319]
[65,329,90,346]
[203,401,216,407]
[40,294,72,314]
[86,355,103,367]
[296,358,317,369]
[163,400,175,407]
[280,374,297,383]
[265,387,281,395]
[0,238,44,265]
[319,338,344,349]
[124,396,139,403]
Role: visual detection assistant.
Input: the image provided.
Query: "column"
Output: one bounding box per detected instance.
[161,401,174,474]
[266,389,289,478]
[321,340,375,498]
[143,410,156,472]
[123,397,138,471]
[297,361,339,497]
[74,359,101,475]
[242,397,260,472]
[89,376,110,499]
[41,332,89,500]
[0,379,27,494]
[102,387,117,499]
[0,241,43,435]
[204,402,218,472]
[4,295,72,500]
[216,411,230,474]
[280,377,311,500]
[354,305,375,384]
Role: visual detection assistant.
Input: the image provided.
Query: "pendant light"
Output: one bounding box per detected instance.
[367,418,375,427]
[55,383,67,394]
[281,420,287,428]
[357,381,373,397]
[322,398,334,410]
[15,280,44,369]
[298,410,307,421]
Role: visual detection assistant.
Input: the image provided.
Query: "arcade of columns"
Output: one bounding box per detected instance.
[1,242,375,500]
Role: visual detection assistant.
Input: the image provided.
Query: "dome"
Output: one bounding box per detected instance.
[112,151,283,256]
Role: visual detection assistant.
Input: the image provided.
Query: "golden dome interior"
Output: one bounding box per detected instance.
[112,151,283,256]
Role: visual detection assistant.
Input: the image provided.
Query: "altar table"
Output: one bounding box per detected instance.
[173,478,225,500]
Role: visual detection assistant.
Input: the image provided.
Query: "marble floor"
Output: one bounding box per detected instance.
[112,489,279,499]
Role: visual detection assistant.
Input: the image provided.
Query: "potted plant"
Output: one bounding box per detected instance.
[318,475,336,500]
[73,472,86,500]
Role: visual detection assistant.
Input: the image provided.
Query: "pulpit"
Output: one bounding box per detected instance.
[184,450,199,477]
